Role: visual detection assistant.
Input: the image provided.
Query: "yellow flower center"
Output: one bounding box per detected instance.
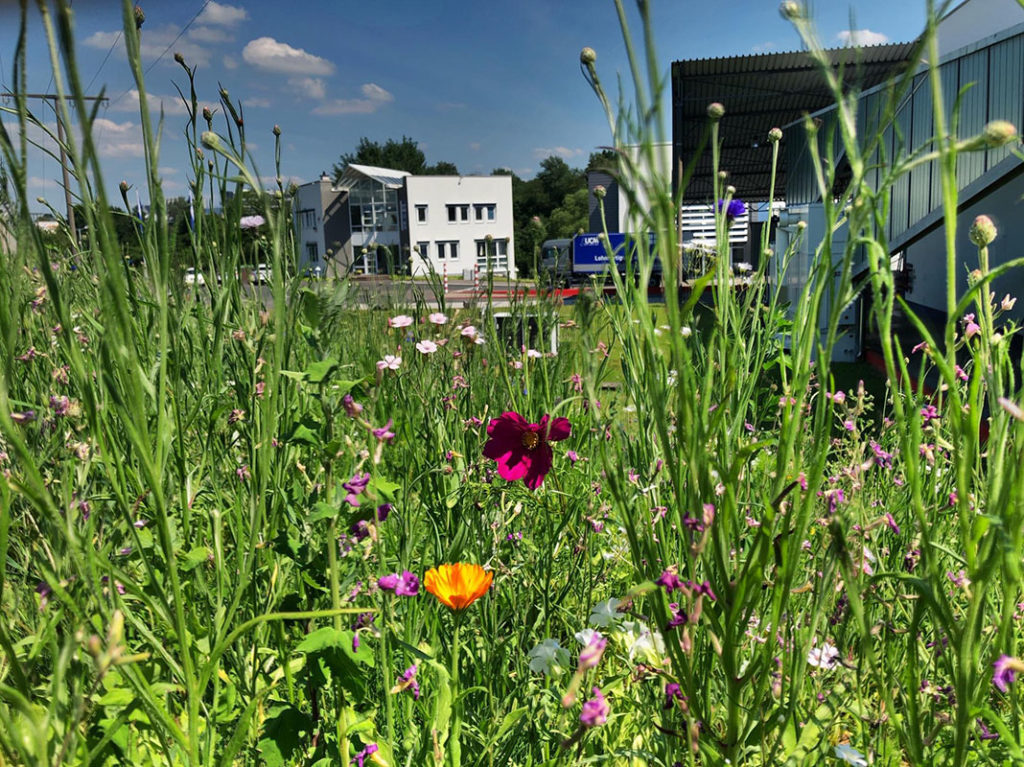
[521,431,540,450]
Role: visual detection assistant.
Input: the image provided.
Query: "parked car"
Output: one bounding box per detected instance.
[184,267,205,286]
[254,263,271,284]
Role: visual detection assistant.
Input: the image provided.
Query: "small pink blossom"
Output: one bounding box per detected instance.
[377,355,402,371]
[416,340,438,354]
[388,315,414,329]
[428,312,448,325]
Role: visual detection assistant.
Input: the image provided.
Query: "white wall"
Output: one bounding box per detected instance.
[938,0,1024,57]
[904,171,1024,322]
[404,175,516,277]
[293,179,329,271]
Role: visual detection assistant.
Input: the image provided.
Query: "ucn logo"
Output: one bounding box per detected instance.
[581,236,601,246]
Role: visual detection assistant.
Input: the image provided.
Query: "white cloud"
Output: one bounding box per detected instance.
[289,77,326,100]
[242,37,335,76]
[158,166,178,175]
[188,26,231,44]
[312,83,393,115]
[223,55,239,70]
[244,96,271,108]
[92,117,145,158]
[84,25,213,67]
[752,41,776,53]
[469,142,481,151]
[532,146,584,160]
[196,1,249,27]
[837,29,890,46]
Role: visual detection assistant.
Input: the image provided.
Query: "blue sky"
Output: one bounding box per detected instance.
[0,0,932,213]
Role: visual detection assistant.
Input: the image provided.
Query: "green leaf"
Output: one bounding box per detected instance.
[295,627,373,701]
[304,358,338,384]
[308,501,340,523]
[369,476,401,502]
[283,417,321,446]
[97,687,135,707]
[180,546,211,572]
[257,706,313,767]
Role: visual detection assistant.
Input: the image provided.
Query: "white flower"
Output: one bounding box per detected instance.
[377,355,402,371]
[527,638,569,676]
[416,340,438,354]
[461,325,478,338]
[807,641,840,669]
[574,628,602,646]
[834,744,868,766]
[588,598,622,628]
[428,312,448,325]
[667,369,678,386]
[526,349,542,359]
[388,315,414,329]
[620,620,666,664]
[473,336,486,345]
[734,261,753,272]
[680,326,692,337]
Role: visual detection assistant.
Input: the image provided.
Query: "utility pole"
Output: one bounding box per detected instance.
[1,92,109,246]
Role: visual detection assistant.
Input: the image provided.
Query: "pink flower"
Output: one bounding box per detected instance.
[579,687,609,727]
[378,570,419,596]
[428,312,448,325]
[372,419,395,442]
[388,315,414,329]
[482,411,571,490]
[377,355,402,371]
[416,340,438,354]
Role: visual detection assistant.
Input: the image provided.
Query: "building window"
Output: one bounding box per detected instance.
[306,242,318,259]
[474,203,496,222]
[416,205,427,223]
[416,241,430,259]
[299,209,317,228]
[349,180,399,234]
[447,204,469,223]
[475,238,509,272]
[437,241,459,260]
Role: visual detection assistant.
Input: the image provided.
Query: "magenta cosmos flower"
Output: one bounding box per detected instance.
[482,411,571,489]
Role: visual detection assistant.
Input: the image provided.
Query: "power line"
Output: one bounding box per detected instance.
[85,31,121,94]
[144,0,211,75]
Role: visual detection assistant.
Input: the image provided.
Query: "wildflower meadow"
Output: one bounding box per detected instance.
[2,0,1024,765]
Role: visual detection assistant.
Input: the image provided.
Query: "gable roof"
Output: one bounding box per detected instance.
[336,163,411,190]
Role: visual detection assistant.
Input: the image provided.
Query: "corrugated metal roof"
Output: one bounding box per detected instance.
[672,41,918,202]
[336,163,411,190]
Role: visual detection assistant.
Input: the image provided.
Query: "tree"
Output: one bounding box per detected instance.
[333,136,459,179]
[586,149,619,174]
[425,161,459,175]
[547,188,589,238]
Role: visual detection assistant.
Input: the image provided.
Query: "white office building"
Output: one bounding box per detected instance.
[294,165,515,278]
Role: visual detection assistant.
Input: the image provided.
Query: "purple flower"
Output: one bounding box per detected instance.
[351,743,378,767]
[376,503,392,522]
[10,410,36,424]
[372,419,395,442]
[580,687,609,727]
[977,719,1000,741]
[50,395,70,417]
[342,394,363,418]
[664,682,686,709]
[378,570,419,596]
[656,570,684,594]
[993,654,1023,693]
[577,634,607,671]
[717,198,747,220]
[343,473,371,507]
[666,603,688,631]
[482,411,572,490]
[391,664,420,699]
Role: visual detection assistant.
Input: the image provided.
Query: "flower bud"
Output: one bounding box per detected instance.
[119,180,129,194]
[219,88,229,100]
[707,102,725,120]
[1001,294,1017,312]
[982,120,1017,148]
[796,220,807,230]
[200,131,221,151]
[273,124,281,137]
[202,106,213,122]
[768,127,783,142]
[133,4,145,29]
[593,184,606,199]
[780,1,803,20]
[580,47,597,66]
[969,214,997,247]
[173,52,185,65]
[725,185,736,196]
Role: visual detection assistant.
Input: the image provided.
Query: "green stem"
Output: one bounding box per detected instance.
[450,615,463,767]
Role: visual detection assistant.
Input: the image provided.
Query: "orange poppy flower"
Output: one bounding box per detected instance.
[423,563,493,611]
